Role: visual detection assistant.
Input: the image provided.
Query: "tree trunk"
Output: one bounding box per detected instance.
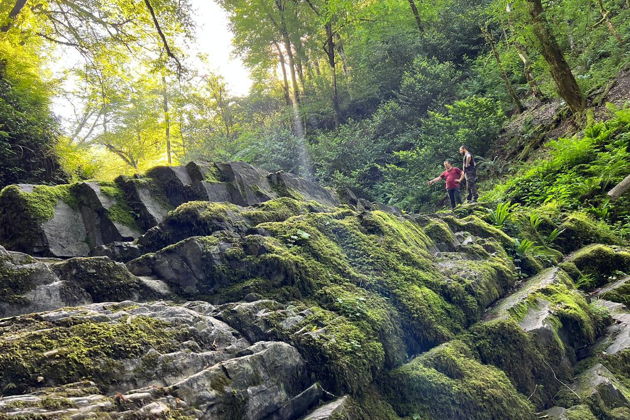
[407,0,422,34]
[607,174,630,200]
[527,0,585,114]
[162,75,172,165]
[325,22,341,127]
[273,41,292,105]
[294,39,306,90]
[481,26,523,113]
[514,41,544,100]
[1,0,28,32]
[275,0,304,137]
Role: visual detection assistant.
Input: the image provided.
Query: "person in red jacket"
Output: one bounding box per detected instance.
[428,160,463,209]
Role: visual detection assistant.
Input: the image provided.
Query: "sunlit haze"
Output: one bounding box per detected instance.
[191,0,252,96]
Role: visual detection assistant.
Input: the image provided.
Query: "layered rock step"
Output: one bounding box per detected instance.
[0,245,172,318]
[0,301,337,419]
[0,161,340,257]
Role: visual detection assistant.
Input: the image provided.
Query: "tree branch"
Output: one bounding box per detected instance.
[143,0,182,72]
[1,0,28,32]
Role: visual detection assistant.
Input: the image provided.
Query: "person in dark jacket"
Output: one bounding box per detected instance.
[458,145,478,202]
[428,160,463,209]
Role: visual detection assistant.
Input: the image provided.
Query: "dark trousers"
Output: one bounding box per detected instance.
[447,188,462,209]
[465,170,478,202]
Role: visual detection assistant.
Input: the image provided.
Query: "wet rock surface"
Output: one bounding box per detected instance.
[0,162,629,419]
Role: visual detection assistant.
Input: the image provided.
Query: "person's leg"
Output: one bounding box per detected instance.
[464,172,472,202]
[447,189,456,209]
[469,176,478,201]
[455,188,462,206]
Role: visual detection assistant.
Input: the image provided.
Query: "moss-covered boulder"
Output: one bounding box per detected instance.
[0,245,91,318]
[0,184,89,257]
[565,244,630,289]
[51,256,170,302]
[555,213,622,253]
[599,276,630,306]
[382,340,536,419]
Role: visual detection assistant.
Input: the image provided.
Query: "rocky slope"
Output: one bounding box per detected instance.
[0,161,629,419]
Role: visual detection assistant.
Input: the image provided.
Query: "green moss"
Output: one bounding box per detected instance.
[507,278,607,347]
[558,261,583,282]
[0,255,37,304]
[98,183,140,231]
[556,212,622,253]
[423,219,457,250]
[600,278,630,305]
[39,396,76,410]
[566,244,630,289]
[203,165,222,182]
[564,405,598,420]
[279,304,386,395]
[0,184,80,253]
[242,197,326,225]
[466,319,568,408]
[382,340,535,419]
[18,184,77,223]
[0,315,183,395]
[441,215,513,247]
[51,257,144,302]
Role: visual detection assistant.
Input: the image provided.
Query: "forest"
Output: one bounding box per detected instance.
[1,0,627,215]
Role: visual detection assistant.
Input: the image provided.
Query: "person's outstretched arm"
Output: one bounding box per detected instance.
[428,175,442,185]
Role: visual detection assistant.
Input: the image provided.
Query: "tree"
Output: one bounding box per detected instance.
[480,24,523,113]
[525,0,585,114]
[407,0,423,33]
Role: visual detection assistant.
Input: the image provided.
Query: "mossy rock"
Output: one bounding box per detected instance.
[0,250,38,305]
[440,215,513,247]
[599,276,630,306]
[51,257,153,302]
[0,184,83,255]
[0,313,183,395]
[382,340,536,420]
[423,219,458,251]
[466,319,567,408]
[555,213,622,253]
[558,261,583,282]
[566,244,630,289]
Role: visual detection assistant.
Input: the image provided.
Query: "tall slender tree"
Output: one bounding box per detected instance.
[526,0,585,114]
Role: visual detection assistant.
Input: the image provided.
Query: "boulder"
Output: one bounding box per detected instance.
[598,275,630,306]
[268,171,339,207]
[556,364,630,418]
[146,165,197,206]
[565,244,630,289]
[301,396,353,420]
[115,176,172,230]
[0,249,171,318]
[0,184,89,257]
[51,256,171,302]
[90,241,144,262]
[555,213,622,253]
[215,161,275,206]
[0,246,91,318]
[73,182,141,248]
